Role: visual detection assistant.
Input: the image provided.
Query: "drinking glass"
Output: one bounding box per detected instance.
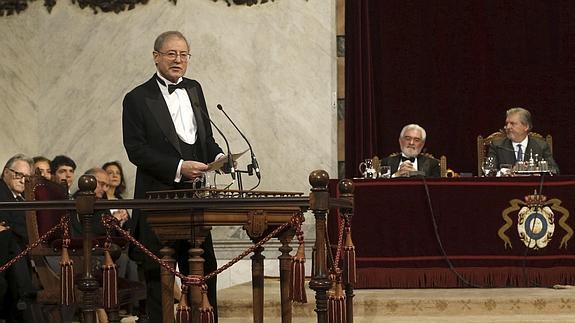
[378,165,391,179]
[499,163,513,176]
[482,157,496,177]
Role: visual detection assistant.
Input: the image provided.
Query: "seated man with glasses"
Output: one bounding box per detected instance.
[382,124,441,178]
[69,167,130,236]
[0,154,38,322]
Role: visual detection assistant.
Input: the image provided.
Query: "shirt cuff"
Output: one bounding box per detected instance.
[214,153,225,162]
[174,159,183,183]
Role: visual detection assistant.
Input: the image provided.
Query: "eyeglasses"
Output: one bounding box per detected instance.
[6,168,27,180]
[156,50,191,62]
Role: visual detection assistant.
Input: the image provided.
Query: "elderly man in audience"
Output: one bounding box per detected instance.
[487,107,559,174]
[382,124,440,178]
[71,167,129,236]
[0,154,38,322]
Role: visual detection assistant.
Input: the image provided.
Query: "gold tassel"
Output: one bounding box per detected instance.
[289,239,307,303]
[102,249,118,309]
[198,285,215,323]
[328,273,346,323]
[60,247,75,305]
[175,285,191,323]
[342,226,356,285]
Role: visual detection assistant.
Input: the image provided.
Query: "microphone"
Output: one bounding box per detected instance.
[217,104,261,179]
[197,105,236,180]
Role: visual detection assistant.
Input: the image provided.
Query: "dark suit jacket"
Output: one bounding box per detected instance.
[487,134,559,174]
[0,180,27,247]
[122,75,223,254]
[381,153,441,178]
[123,75,223,199]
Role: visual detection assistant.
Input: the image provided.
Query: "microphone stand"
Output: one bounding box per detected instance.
[217,104,261,191]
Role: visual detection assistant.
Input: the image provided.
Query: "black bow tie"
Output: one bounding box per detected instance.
[167,82,187,94]
[155,75,187,94]
[401,156,415,163]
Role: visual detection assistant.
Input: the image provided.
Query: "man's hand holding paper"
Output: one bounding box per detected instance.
[207,149,249,172]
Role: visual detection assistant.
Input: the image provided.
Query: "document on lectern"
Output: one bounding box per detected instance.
[207,149,249,171]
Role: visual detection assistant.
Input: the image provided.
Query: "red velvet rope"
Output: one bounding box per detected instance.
[0,220,64,273]
[102,212,301,286]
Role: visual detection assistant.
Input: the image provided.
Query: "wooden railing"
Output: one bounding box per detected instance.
[0,169,354,323]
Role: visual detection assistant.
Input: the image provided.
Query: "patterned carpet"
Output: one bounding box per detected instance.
[217,279,575,322]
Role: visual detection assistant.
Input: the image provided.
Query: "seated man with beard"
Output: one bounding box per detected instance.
[382,124,440,178]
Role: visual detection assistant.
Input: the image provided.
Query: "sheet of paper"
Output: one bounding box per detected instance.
[207,149,249,171]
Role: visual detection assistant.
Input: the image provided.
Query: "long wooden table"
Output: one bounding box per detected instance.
[331,176,575,289]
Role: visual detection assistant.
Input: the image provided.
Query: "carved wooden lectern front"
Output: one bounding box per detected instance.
[143,189,307,323]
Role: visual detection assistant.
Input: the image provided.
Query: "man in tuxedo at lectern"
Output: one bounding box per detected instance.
[122,30,224,322]
[382,124,440,178]
[487,107,559,174]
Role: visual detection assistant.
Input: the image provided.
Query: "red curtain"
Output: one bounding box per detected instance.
[345,0,575,177]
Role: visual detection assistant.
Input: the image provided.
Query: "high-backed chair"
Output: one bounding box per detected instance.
[24,175,146,322]
[439,155,448,178]
[477,130,553,175]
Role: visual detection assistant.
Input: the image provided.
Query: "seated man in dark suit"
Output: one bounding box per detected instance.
[70,167,129,236]
[382,124,440,178]
[50,155,76,195]
[487,107,559,174]
[0,154,38,322]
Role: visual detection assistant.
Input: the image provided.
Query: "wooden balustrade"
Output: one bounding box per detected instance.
[0,170,354,322]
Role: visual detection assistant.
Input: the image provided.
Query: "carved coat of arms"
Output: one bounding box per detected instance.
[498,192,573,250]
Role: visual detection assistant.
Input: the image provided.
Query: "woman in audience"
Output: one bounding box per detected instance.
[102,161,127,200]
[32,156,52,180]
[102,161,139,287]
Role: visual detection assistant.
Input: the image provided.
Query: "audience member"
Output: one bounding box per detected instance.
[102,161,127,200]
[382,124,440,177]
[50,155,76,193]
[71,167,129,236]
[0,154,38,322]
[32,156,51,180]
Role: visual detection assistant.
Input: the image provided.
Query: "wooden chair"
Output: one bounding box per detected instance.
[439,155,448,178]
[24,175,146,323]
[477,130,553,175]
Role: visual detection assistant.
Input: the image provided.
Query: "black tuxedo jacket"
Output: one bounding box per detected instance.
[123,75,223,198]
[0,180,27,246]
[382,153,441,178]
[122,75,223,255]
[487,134,559,174]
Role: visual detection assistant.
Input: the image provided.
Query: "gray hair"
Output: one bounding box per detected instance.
[506,107,532,130]
[84,167,106,177]
[154,31,189,52]
[3,153,33,171]
[399,124,427,141]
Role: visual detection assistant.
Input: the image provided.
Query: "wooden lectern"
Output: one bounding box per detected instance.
[144,189,307,323]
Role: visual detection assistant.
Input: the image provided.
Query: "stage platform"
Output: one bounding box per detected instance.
[113,277,575,322]
[216,278,575,322]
